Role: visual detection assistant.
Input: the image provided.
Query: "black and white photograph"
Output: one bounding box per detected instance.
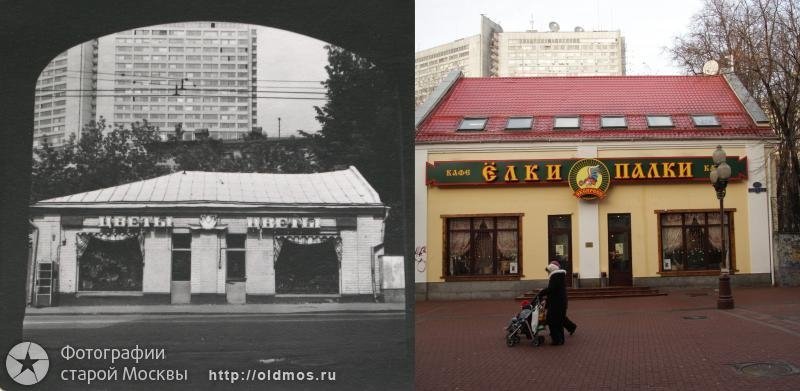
[0,1,413,390]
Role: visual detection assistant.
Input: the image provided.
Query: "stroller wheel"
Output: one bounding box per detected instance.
[506,334,519,347]
[532,336,545,346]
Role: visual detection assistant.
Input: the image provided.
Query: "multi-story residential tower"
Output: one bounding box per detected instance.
[415,16,626,105]
[415,16,502,105]
[33,41,97,147]
[498,28,626,77]
[95,21,258,140]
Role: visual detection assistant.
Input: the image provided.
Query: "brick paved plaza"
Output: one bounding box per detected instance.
[415,287,800,390]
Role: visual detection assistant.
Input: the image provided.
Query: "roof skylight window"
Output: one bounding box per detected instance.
[506,117,533,130]
[600,116,627,128]
[553,116,580,129]
[457,117,488,131]
[646,115,674,128]
[691,114,720,127]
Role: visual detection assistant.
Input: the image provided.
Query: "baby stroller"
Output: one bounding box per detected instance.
[505,296,547,347]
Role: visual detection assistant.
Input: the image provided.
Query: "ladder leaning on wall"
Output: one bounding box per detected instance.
[34,262,54,307]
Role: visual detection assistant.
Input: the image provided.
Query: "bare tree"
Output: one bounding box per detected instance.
[671,0,800,233]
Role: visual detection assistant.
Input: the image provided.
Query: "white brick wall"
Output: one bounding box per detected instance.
[336,215,385,295]
[143,231,170,293]
[191,232,220,293]
[32,213,387,297]
[339,229,358,294]
[60,228,78,293]
[30,216,71,293]
[355,216,385,295]
[246,232,274,295]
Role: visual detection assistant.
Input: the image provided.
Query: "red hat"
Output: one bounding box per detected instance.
[520,300,530,308]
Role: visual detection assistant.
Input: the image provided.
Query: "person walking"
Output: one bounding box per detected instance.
[536,261,573,345]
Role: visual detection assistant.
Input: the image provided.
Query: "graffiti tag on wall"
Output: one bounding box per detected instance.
[414,245,427,272]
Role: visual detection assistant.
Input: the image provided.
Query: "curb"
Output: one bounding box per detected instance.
[24,309,406,316]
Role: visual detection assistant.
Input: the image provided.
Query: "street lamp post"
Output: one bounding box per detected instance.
[710,145,734,309]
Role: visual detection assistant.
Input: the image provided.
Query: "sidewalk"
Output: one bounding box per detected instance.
[416,286,800,391]
[26,302,405,316]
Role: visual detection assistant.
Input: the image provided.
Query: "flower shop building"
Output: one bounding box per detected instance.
[414,71,777,300]
[29,167,388,304]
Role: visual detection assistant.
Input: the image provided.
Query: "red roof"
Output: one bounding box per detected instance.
[415,75,776,143]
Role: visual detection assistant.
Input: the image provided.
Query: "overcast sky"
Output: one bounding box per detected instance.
[256,27,329,138]
[415,0,705,75]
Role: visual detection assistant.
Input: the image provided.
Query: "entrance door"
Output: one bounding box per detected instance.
[275,239,339,294]
[548,215,572,287]
[608,214,632,286]
[170,233,192,303]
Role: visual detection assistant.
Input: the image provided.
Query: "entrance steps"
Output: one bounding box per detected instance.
[515,286,667,301]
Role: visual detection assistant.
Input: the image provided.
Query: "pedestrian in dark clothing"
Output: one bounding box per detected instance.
[537,261,569,345]
[564,314,577,336]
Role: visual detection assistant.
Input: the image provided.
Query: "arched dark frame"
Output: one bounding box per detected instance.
[0,0,413,376]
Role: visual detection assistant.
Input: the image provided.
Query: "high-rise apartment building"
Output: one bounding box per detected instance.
[415,16,626,105]
[34,21,259,147]
[415,16,502,105]
[96,22,258,141]
[33,41,97,147]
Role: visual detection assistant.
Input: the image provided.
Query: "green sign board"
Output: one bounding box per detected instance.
[426,156,747,187]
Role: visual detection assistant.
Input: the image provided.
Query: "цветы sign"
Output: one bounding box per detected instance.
[426,156,747,187]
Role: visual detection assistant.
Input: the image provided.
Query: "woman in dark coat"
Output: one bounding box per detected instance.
[537,261,569,345]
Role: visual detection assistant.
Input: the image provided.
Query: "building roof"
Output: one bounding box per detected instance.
[415,75,776,144]
[32,167,383,209]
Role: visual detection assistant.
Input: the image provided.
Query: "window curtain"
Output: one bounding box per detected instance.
[76,233,92,259]
[76,230,144,261]
[470,222,494,274]
[274,235,341,261]
[496,231,518,261]
[661,227,683,252]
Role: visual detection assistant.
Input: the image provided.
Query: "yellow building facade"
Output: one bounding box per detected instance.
[414,72,776,300]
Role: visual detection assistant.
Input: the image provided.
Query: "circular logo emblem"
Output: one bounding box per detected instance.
[568,159,611,200]
[6,341,49,385]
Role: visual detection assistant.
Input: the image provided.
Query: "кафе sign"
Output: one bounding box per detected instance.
[426,156,748,200]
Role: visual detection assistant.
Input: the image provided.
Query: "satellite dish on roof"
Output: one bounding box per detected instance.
[574,26,584,32]
[549,21,560,32]
[702,60,720,75]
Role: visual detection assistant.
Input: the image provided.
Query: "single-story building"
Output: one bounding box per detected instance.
[29,166,391,304]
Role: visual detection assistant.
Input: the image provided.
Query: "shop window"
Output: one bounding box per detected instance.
[77,233,143,291]
[171,233,191,281]
[444,215,521,278]
[226,234,246,281]
[659,211,734,274]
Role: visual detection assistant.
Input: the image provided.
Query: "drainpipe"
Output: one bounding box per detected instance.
[28,220,41,306]
[371,245,379,302]
[370,207,390,302]
[766,148,777,286]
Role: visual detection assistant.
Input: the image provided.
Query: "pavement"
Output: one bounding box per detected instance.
[18,311,411,390]
[415,286,800,391]
[25,302,405,316]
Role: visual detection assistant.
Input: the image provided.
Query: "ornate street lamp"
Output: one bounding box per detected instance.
[710,145,734,309]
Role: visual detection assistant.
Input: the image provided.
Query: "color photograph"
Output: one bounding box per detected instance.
[415,0,800,389]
